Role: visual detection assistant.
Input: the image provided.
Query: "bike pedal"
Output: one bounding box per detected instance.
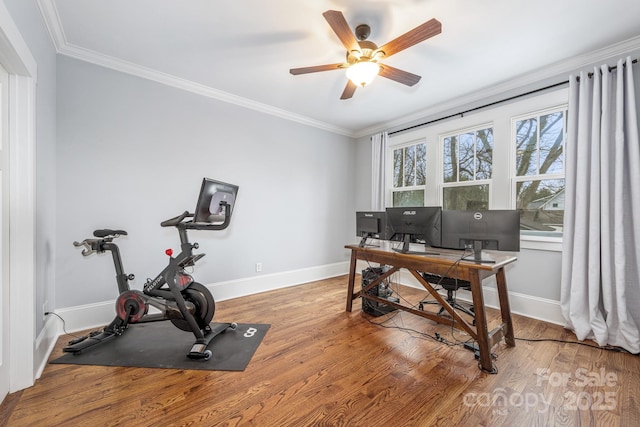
[68,336,88,345]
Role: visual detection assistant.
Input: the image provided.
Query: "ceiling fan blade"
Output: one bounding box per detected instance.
[377,18,441,58]
[379,65,422,86]
[290,63,345,75]
[340,80,357,100]
[323,10,360,53]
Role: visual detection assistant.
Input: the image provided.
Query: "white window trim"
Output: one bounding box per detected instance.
[510,104,568,251]
[386,138,428,207]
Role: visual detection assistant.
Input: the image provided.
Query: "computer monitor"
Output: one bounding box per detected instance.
[440,210,520,263]
[386,206,442,255]
[193,178,239,226]
[355,211,388,247]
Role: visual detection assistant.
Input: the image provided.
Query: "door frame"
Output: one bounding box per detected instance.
[0,3,38,394]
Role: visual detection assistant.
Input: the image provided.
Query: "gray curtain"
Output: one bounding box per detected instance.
[371,132,388,210]
[560,56,640,354]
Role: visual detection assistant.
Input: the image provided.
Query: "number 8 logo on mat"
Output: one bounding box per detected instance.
[244,327,257,338]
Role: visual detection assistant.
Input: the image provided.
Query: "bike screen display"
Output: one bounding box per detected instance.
[193,178,239,224]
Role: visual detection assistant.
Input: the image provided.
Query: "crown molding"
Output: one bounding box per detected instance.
[36,0,355,137]
[36,0,66,51]
[355,34,640,138]
[60,42,354,136]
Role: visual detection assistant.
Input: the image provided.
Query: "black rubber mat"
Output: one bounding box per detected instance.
[51,322,270,371]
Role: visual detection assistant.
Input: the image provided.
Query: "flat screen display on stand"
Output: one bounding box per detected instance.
[440,210,520,263]
[355,211,388,247]
[193,178,239,225]
[386,206,442,255]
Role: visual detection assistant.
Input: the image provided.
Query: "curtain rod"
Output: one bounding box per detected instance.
[584,57,638,79]
[388,81,567,135]
[389,57,638,136]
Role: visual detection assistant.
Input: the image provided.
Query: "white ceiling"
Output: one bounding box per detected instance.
[40,0,640,137]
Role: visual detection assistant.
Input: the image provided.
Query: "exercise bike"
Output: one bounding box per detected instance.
[64,179,239,360]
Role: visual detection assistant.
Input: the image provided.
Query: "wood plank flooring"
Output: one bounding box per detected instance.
[2,275,638,426]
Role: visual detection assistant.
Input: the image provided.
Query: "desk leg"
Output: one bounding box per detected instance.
[496,268,515,347]
[468,270,496,374]
[346,250,357,312]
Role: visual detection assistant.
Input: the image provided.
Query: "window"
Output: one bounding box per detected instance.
[441,126,493,210]
[512,108,566,236]
[392,141,426,206]
[385,86,568,249]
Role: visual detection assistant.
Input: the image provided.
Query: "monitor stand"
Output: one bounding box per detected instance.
[358,234,380,248]
[392,234,439,256]
[462,240,496,264]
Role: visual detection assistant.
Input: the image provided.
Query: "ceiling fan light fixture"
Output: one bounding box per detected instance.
[346,60,380,87]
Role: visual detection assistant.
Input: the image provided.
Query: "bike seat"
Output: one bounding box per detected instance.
[93,229,128,238]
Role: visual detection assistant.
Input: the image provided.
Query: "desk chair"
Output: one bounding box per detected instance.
[419,272,475,318]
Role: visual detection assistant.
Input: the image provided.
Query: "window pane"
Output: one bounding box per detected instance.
[458,132,475,181]
[515,118,538,176]
[475,128,493,180]
[443,136,457,183]
[416,143,426,185]
[516,179,564,233]
[393,190,424,207]
[393,148,403,188]
[403,145,416,187]
[539,112,564,174]
[443,185,489,210]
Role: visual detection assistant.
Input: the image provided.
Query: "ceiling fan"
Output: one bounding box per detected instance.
[289,10,442,100]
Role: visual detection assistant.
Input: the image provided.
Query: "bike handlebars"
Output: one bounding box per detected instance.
[74,230,127,256]
[160,211,193,227]
[73,239,104,256]
[161,201,233,231]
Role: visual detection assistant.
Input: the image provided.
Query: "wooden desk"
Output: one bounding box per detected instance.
[345,243,517,374]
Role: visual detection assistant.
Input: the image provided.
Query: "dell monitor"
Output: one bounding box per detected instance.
[440,210,520,263]
[386,206,442,255]
[355,211,388,247]
[193,178,239,227]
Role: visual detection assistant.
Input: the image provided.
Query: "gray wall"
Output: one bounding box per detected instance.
[3,0,58,332]
[55,56,355,308]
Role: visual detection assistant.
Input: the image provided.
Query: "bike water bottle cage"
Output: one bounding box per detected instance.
[94,229,128,238]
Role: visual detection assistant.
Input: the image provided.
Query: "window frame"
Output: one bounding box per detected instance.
[439,123,494,210]
[510,105,568,242]
[387,138,428,207]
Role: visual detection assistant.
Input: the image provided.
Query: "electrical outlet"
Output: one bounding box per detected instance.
[256,262,262,272]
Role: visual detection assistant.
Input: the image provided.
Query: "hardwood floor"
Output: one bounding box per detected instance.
[2,275,638,426]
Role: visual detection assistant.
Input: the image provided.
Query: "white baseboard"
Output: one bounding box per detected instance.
[34,315,62,379]
[208,261,350,302]
[451,287,565,326]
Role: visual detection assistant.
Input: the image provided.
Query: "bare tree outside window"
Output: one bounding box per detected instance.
[514,109,566,235]
[392,142,426,207]
[443,135,457,183]
[476,128,493,180]
[442,126,493,210]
